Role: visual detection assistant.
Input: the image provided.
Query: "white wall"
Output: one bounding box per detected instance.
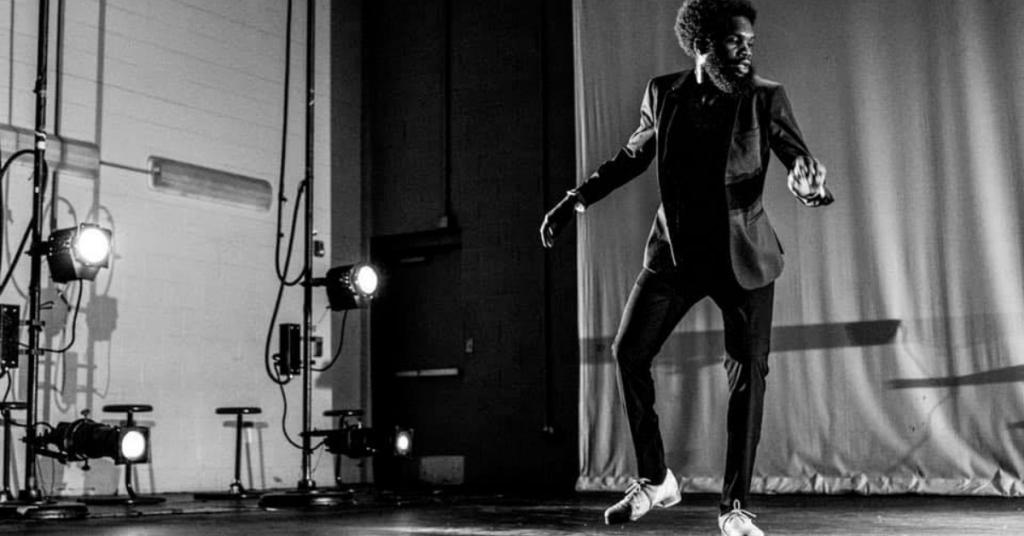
[0,0,354,495]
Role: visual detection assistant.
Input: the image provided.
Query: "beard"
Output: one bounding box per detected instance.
[703,52,755,95]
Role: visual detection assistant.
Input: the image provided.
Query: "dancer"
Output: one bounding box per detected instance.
[540,1,831,534]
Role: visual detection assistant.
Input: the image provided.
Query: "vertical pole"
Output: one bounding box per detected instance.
[20,0,50,503]
[2,408,12,499]
[298,0,316,490]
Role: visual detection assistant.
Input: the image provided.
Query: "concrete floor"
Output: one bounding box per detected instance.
[3,490,1024,535]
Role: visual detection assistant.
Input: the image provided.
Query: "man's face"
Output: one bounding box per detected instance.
[704,16,755,94]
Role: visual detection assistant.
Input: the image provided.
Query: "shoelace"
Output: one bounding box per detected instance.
[721,500,757,525]
[622,478,653,512]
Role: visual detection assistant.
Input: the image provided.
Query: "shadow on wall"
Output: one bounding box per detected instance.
[888,365,1024,389]
[584,318,902,369]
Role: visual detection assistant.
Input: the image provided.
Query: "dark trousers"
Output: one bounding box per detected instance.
[612,267,774,514]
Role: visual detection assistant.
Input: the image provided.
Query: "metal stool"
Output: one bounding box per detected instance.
[195,407,262,500]
[79,404,165,506]
[324,409,364,488]
[0,402,27,503]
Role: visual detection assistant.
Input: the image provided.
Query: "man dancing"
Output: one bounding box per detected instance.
[540,1,831,534]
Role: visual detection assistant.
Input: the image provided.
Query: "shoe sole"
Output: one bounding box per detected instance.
[657,494,681,508]
[602,494,681,525]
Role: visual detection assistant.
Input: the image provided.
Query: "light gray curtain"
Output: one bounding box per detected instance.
[575,0,1024,495]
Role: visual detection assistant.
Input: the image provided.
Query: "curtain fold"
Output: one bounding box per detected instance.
[575,0,1024,495]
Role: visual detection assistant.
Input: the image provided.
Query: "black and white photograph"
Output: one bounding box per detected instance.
[1,0,1023,534]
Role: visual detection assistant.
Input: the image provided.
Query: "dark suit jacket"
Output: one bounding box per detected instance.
[573,69,815,289]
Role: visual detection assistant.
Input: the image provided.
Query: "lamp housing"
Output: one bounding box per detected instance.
[46,223,112,283]
[318,424,413,459]
[36,418,150,465]
[322,263,380,310]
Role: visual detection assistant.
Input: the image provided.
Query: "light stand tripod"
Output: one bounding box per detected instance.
[7,0,89,520]
[258,0,352,509]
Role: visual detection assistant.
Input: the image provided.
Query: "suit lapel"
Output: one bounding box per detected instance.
[657,71,692,156]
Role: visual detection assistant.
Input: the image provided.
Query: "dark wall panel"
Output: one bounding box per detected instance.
[366,0,577,490]
[366,0,447,235]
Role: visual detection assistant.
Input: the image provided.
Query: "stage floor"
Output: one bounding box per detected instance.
[3,490,1023,535]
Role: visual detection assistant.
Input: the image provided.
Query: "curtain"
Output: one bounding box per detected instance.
[575,0,1024,495]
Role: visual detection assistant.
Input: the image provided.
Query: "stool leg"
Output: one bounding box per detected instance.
[123,410,137,499]
[230,414,244,494]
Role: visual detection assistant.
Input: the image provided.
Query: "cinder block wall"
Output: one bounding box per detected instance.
[0,0,353,494]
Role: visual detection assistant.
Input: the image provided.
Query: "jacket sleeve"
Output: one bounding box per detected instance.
[768,85,812,169]
[573,79,658,208]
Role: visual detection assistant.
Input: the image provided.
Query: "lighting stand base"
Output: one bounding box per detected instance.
[194,490,262,501]
[78,494,166,506]
[258,488,354,510]
[0,501,89,520]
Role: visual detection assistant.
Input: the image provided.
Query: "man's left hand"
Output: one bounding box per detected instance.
[787,156,833,206]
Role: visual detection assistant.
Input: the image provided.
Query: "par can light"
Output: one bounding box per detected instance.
[46,223,113,283]
[393,427,414,457]
[320,263,381,310]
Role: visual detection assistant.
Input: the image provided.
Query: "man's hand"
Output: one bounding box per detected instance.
[540,194,579,248]
[787,155,833,206]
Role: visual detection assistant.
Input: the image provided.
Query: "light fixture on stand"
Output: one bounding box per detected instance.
[45,223,112,283]
[32,412,150,466]
[318,264,380,311]
[5,0,90,520]
[258,0,381,511]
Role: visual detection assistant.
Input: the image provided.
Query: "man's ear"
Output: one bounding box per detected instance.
[693,37,711,56]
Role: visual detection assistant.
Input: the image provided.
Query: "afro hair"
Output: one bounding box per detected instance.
[675,0,758,57]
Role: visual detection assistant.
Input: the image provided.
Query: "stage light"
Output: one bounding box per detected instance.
[393,428,413,457]
[119,429,148,461]
[316,425,373,459]
[34,418,150,465]
[316,424,413,459]
[353,265,379,295]
[319,263,381,310]
[46,223,112,283]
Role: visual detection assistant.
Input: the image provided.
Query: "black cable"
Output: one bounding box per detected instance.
[278,380,303,450]
[1,145,4,261]
[263,181,307,385]
[274,0,303,286]
[0,223,31,295]
[0,157,49,299]
[0,149,36,285]
[280,180,306,287]
[312,309,349,372]
[38,280,83,353]
[264,276,292,386]
[0,148,35,178]
[1,368,11,404]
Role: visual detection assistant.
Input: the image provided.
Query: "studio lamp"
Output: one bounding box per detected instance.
[317,263,380,310]
[46,223,112,283]
[34,417,150,465]
[318,424,413,459]
[393,428,414,457]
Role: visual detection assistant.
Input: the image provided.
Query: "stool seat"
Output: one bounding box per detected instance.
[104,404,153,413]
[0,402,26,411]
[324,409,363,418]
[216,407,261,415]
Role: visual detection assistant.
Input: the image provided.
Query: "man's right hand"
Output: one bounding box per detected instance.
[540,194,578,248]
